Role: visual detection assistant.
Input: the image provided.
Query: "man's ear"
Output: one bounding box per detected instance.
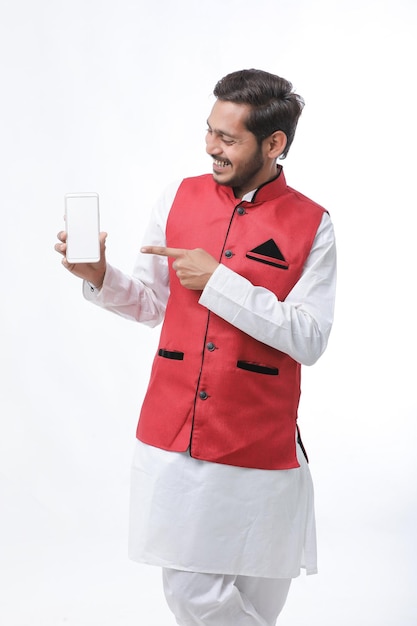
[265,130,287,159]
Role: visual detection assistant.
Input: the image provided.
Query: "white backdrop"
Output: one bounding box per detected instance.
[1,1,416,624]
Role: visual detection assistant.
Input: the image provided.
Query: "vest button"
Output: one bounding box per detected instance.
[224,250,233,259]
[199,391,208,400]
[236,206,245,215]
[206,342,216,351]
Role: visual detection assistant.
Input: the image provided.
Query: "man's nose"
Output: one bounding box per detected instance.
[205,132,221,155]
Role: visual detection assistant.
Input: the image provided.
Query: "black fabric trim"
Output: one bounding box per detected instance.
[237,361,279,375]
[250,238,286,261]
[246,238,289,269]
[296,425,309,463]
[158,349,184,360]
[250,165,282,202]
[246,253,289,270]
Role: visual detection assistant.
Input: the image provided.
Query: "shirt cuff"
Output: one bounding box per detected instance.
[82,266,113,301]
[199,263,252,311]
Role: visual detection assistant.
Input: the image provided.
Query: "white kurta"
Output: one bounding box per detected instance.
[84,178,337,579]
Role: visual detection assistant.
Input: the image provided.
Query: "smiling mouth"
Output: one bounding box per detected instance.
[213,158,231,169]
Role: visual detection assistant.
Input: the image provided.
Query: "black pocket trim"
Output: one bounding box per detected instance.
[158,349,184,360]
[237,360,279,375]
[246,253,289,270]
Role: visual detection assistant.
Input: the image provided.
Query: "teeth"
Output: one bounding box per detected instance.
[214,159,230,167]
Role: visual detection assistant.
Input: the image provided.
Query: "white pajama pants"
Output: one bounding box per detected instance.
[162,569,292,626]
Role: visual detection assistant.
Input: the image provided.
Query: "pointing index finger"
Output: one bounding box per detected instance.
[141,245,185,258]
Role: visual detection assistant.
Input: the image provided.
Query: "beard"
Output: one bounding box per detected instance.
[212,144,265,196]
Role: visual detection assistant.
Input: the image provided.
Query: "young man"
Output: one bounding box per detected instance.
[56,69,336,625]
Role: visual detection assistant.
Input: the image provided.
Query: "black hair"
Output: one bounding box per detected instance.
[213,69,304,158]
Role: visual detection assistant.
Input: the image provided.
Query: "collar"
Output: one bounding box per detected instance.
[249,165,287,203]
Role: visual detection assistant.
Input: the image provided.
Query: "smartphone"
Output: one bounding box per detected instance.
[64,192,100,263]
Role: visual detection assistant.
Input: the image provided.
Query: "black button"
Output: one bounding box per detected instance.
[237,206,245,215]
[206,342,216,351]
[199,391,208,400]
[224,250,233,258]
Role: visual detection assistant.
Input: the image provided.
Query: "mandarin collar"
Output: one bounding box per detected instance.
[249,165,287,203]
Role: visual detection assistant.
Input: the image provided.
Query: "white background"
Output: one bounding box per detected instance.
[1,0,416,624]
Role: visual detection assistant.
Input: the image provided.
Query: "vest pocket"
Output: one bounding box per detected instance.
[158,349,184,360]
[236,360,279,375]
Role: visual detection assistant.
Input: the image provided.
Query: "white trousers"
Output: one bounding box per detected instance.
[162,568,292,626]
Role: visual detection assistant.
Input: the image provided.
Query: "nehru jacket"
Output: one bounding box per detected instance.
[137,168,326,470]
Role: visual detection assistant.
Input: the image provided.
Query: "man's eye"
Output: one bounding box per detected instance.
[220,136,235,145]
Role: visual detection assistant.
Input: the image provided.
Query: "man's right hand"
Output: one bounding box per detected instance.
[55,230,108,289]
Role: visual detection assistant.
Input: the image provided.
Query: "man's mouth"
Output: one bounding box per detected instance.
[213,158,231,168]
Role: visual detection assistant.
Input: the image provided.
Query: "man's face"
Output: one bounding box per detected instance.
[205,99,274,197]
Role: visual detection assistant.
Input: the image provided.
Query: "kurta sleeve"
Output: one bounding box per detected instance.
[82,181,179,327]
[198,212,336,366]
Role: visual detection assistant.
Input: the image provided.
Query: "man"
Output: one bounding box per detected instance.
[56,69,336,625]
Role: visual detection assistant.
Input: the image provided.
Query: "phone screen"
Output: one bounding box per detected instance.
[65,193,100,263]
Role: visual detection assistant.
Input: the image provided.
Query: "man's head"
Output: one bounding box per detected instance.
[206,69,304,197]
[213,69,304,159]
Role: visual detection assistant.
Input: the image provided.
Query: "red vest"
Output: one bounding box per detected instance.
[137,168,325,469]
